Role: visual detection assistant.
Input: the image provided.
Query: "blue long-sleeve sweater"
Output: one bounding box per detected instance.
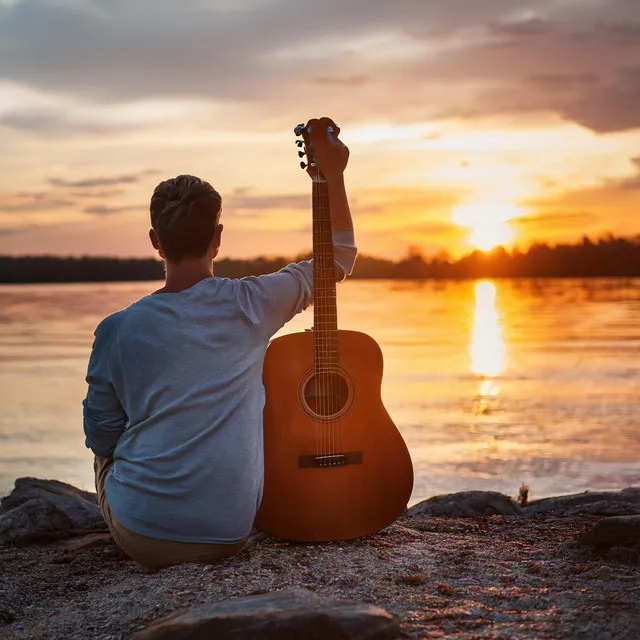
[83,233,356,543]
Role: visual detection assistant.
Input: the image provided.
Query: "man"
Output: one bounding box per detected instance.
[83,126,356,568]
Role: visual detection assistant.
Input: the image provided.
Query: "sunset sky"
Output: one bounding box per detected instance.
[1,0,639,259]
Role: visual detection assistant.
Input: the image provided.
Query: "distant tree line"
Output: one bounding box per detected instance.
[355,235,640,279]
[1,235,639,284]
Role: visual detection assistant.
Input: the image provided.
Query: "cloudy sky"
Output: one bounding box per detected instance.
[1,0,639,259]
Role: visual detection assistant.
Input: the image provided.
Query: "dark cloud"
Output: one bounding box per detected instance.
[0,226,35,236]
[50,170,158,189]
[84,205,143,215]
[595,21,640,46]
[313,75,371,87]
[514,211,599,228]
[355,187,463,217]
[0,0,639,132]
[0,199,76,214]
[617,157,640,189]
[0,108,124,136]
[404,220,464,236]
[488,18,551,38]
[528,73,600,88]
[523,167,640,236]
[222,190,309,219]
[561,67,640,133]
[70,189,126,199]
[227,190,308,211]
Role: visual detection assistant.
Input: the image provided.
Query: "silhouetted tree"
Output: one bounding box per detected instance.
[1,234,639,283]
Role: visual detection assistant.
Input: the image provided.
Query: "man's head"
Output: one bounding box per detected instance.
[149,175,222,263]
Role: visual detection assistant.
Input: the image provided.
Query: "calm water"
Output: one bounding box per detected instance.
[1,279,639,505]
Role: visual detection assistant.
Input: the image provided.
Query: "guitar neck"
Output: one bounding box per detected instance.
[312,179,338,370]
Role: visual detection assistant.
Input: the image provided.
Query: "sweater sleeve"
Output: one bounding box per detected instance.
[237,230,357,339]
[83,316,128,457]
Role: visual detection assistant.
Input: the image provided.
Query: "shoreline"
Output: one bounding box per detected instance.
[3,275,640,285]
[1,479,639,639]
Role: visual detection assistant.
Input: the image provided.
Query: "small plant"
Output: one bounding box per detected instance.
[517,483,529,507]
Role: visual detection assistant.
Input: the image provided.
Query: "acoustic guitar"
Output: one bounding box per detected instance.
[254,117,414,542]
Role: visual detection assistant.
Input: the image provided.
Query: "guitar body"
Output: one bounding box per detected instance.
[255,329,414,541]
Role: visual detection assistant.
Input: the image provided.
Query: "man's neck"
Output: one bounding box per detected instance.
[154,256,214,294]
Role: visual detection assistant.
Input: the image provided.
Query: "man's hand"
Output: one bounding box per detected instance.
[304,117,349,184]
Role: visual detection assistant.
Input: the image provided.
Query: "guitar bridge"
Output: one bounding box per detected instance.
[298,452,363,468]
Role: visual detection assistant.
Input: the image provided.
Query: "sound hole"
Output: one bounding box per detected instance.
[303,372,349,417]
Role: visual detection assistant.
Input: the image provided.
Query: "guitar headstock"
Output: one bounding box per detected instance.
[294,117,342,182]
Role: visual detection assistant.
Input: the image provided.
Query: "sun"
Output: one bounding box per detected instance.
[452,202,524,252]
[469,223,513,252]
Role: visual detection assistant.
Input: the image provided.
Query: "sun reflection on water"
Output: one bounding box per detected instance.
[470,281,505,413]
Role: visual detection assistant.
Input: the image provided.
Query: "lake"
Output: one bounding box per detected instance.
[1,278,639,505]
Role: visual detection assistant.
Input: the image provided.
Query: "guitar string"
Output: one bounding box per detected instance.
[314,177,324,459]
[315,176,320,462]
[318,177,326,459]
[321,179,335,459]
[317,176,330,459]
[323,179,334,459]
[327,181,337,459]
[314,175,327,459]
[318,177,325,459]
[320,178,328,458]
[312,153,344,462]
[324,180,332,459]
[327,179,338,459]
[312,173,319,460]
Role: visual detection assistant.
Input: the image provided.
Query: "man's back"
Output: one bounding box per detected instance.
[85,267,316,543]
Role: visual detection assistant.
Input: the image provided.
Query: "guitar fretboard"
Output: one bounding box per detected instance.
[312,179,338,370]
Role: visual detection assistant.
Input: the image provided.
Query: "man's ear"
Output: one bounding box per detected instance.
[211,223,223,260]
[149,228,165,259]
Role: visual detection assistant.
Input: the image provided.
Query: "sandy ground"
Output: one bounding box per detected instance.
[1,514,639,639]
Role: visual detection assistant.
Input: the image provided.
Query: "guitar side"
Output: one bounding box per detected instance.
[255,329,414,542]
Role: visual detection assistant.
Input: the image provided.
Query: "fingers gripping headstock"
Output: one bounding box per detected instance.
[294,117,341,182]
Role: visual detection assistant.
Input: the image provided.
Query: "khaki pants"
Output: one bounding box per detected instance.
[94,456,246,569]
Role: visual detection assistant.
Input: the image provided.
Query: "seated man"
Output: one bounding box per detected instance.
[83,135,356,568]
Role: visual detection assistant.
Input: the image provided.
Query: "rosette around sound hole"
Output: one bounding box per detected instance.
[302,371,351,418]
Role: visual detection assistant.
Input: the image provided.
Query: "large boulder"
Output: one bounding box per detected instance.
[0,477,106,545]
[406,491,523,517]
[133,589,400,640]
[579,515,640,548]
[524,488,640,517]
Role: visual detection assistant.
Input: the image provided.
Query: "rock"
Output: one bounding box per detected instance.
[579,515,640,548]
[524,488,640,517]
[132,589,400,640]
[406,491,523,517]
[0,477,106,545]
[54,532,114,551]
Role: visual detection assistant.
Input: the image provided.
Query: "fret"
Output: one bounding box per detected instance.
[312,179,338,366]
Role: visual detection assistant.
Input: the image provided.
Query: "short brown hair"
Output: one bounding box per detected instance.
[150,175,222,263]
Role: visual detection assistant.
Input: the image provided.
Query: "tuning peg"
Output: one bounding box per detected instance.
[300,161,307,169]
[296,140,303,147]
[294,123,305,136]
[298,151,305,158]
